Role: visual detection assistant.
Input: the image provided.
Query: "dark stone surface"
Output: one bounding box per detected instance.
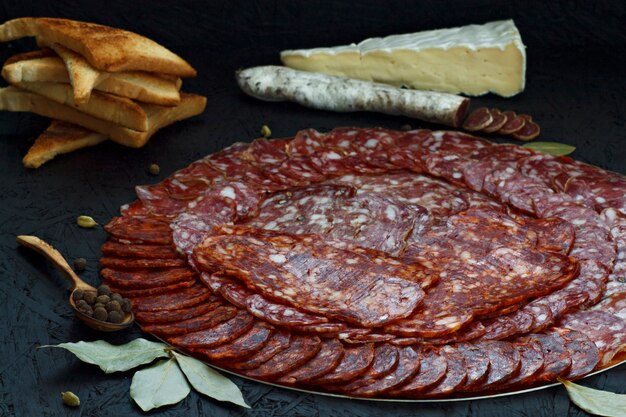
[1,1,625,416]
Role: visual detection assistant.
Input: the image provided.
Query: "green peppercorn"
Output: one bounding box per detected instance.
[93,307,108,322]
[260,124,272,138]
[76,215,98,228]
[61,391,80,407]
[108,310,123,324]
[83,291,97,305]
[148,163,161,176]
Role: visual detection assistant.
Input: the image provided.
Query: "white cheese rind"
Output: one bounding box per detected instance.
[281,20,526,97]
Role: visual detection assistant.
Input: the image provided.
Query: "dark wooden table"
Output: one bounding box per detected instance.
[1,1,625,416]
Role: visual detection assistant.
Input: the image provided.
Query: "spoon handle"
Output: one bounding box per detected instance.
[16,235,94,291]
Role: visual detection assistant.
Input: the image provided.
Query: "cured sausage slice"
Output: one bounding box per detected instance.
[480,316,519,341]
[108,279,195,297]
[104,216,172,245]
[345,346,421,398]
[134,299,224,324]
[496,341,544,389]
[420,345,467,397]
[456,343,490,390]
[225,329,292,370]
[462,107,493,131]
[130,283,213,312]
[419,321,487,345]
[101,241,179,259]
[242,335,322,380]
[99,257,187,269]
[550,328,600,380]
[100,267,196,289]
[141,305,237,336]
[388,347,447,397]
[192,226,425,327]
[521,333,571,381]
[482,108,508,133]
[311,343,375,385]
[327,344,399,391]
[277,338,345,384]
[192,321,273,361]
[245,294,329,326]
[466,341,521,391]
[498,111,526,135]
[558,310,626,366]
[524,302,555,333]
[166,310,255,348]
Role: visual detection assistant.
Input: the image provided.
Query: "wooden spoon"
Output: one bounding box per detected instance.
[16,235,134,332]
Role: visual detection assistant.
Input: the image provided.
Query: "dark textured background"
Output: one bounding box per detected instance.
[1,1,625,416]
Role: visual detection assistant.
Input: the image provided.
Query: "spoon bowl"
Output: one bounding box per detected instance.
[17,235,134,332]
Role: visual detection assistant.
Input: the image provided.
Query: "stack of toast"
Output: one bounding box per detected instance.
[0,17,207,168]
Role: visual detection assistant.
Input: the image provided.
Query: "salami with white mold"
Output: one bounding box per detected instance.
[236,66,470,127]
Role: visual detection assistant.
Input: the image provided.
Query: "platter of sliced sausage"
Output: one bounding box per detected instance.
[101,126,626,400]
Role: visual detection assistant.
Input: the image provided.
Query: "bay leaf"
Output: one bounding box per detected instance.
[130,358,191,412]
[561,379,626,417]
[42,338,169,373]
[522,141,576,156]
[173,351,250,408]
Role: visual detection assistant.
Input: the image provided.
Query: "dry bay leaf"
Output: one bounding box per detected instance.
[561,379,626,417]
[130,358,191,412]
[173,351,250,408]
[42,338,169,373]
[522,141,576,156]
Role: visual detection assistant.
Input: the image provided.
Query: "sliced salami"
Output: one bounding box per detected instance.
[242,335,322,380]
[521,332,572,381]
[277,338,345,384]
[192,226,425,327]
[100,267,196,289]
[141,305,237,336]
[108,279,195,297]
[549,328,600,380]
[245,293,329,326]
[311,343,375,385]
[192,321,273,361]
[100,241,179,259]
[99,257,187,269]
[480,316,519,341]
[388,347,447,397]
[420,345,467,397]
[456,343,490,390]
[345,346,421,397]
[130,283,213,312]
[104,216,172,245]
[134,299,223,324]
[558,310,626,366]
[465,341,521,391]
[166,310,255,348]
[328,344,399,392]
[495,341,544,389]
[225,329,292,370]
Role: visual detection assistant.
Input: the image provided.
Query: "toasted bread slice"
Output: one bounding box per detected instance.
[0,17,196,77]
[0,86,206,148]
[2,51,182,105]
[23,120,107,168]
[12,81,149,131]
[48,43,100,104]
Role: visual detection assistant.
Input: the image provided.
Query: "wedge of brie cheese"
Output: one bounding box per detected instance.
[280,20,526,97]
